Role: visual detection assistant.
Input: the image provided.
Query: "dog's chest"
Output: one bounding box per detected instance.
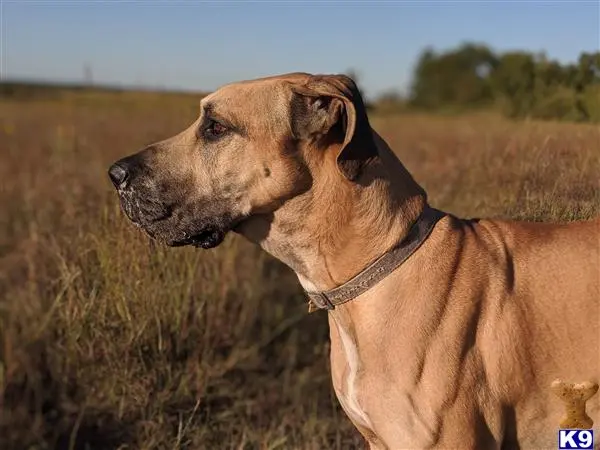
[328,314,443,448]
[329,319,374,432]
[327,314,424,450]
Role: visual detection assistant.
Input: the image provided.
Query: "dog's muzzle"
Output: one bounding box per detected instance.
[108,157,235,249]
[108,159,172,226]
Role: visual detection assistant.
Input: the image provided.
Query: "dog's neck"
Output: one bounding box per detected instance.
[239,131,427,293]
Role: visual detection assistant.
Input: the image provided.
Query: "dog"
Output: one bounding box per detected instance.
[108,72,599,449]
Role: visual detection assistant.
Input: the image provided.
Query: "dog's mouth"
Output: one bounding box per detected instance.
[157,214,248,250]
[169,227,226,249]
[114,185,248,250]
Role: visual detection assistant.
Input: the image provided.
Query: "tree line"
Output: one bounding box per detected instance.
[404,43,599,122]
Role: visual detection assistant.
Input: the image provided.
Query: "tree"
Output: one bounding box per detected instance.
[575,52,600,90]
[489,52,536,118]
[409,43,497,110]
[405,43,599,122]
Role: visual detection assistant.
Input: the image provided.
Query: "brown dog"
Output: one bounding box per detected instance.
[108,73,599,449]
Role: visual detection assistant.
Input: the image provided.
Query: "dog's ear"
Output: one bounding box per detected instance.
[289,74,378,181]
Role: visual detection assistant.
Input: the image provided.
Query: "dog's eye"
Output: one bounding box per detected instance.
[205,120,228,139]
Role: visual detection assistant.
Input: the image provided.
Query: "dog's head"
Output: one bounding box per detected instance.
[108,72,378,249]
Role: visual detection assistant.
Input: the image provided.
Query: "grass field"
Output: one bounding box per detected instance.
[0,88,598,450]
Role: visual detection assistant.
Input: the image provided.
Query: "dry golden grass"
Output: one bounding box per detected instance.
[0,90,598,450]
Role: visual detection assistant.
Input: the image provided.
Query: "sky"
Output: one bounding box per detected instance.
[1,0,599,99]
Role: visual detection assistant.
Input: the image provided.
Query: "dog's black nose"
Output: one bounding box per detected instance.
[108,163,129,188]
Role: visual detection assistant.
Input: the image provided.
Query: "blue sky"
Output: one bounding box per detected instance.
[2,1,599,98]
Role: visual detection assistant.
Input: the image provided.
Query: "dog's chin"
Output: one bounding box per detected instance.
[118,195,247,250]
[168,228,227,249]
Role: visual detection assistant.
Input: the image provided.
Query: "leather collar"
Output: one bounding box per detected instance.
[305,207,445,312]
